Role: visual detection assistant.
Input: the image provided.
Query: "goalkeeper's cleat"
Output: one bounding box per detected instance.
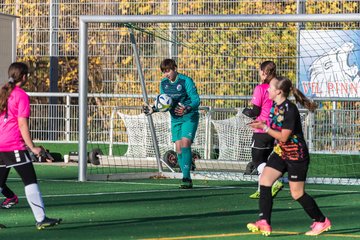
[1,194,19,209]
[271,180,284,197]
[36,217,62,230]
[249,190,260,199]
[305,218,331,236]
[247,219,272,236]
[179,178,193,189]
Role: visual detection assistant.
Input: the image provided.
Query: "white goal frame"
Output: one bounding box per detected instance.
[78,14,360,182]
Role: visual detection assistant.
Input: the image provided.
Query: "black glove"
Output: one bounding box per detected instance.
[242,107,257,120]
[175,103,191,116]
[142,103,156,116]
[39,146,54,162]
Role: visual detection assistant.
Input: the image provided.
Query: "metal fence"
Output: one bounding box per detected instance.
[1,1,360,104]
[1,1,360,98]
[29,93,359,154]
[1,1,359,154]
[1,1,359,57]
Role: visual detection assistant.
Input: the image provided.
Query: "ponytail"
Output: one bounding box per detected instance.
[292,87,317,112]
[0,62,29,113]
[276,76,317,112]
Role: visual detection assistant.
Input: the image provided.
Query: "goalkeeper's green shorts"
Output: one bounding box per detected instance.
[171,113,199,142]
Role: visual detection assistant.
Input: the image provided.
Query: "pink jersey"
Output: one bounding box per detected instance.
[251,83,272,133]
[0,86,30,151]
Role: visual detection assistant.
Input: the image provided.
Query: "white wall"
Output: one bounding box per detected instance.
[0,13,17,86]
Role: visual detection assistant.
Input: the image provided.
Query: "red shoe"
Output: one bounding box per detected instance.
[247,219,272,236]
[305,218,331,236]
[1,195,19,209]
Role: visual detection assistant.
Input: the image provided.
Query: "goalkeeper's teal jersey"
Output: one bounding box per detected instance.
[160,73,200,121]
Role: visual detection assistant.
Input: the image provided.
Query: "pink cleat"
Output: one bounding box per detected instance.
[1,195,19,209]
[247,219,272,236]
[305,218,331,236]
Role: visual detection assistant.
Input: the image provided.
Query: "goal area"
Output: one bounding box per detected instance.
[78,14,360,185]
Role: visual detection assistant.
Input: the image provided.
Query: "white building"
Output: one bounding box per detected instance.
[0,13,17,85]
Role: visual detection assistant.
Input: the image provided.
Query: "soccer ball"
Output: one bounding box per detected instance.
[155,94,173,112]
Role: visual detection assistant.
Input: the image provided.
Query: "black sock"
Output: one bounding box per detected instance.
[297,192,325,222]
[259,185,273,224]
[1,185,15,199]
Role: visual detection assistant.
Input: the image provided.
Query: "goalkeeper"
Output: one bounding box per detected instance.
[144,59,200,189]
[242,61,283,199]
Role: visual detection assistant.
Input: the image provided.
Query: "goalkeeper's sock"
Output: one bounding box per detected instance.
[181,147,192,179]
[177,152,183,172]
[25,183,46,222]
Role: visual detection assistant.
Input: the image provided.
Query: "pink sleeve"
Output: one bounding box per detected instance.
[17,92,31,118]
[251,85,263,107]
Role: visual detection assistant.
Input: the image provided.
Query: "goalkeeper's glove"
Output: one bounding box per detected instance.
[174,103,191,116]
[242,107,258,120]
[142,103,157,116]
[27,146,54,162]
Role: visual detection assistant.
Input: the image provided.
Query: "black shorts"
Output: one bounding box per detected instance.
[251,133,274,167]
[266,152,309,182]
[0,150,32,168]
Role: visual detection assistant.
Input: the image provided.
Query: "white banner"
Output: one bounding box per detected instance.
[299,30,360,98]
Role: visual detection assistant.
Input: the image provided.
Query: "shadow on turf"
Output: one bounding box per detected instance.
[51,207,301,231]
[17,189,348,213]
[329,228,360,234]
[307,191,360,199]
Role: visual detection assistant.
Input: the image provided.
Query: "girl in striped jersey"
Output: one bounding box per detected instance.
[247,76,331,236]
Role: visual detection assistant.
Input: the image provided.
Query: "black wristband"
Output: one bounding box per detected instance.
[184,106,192,114]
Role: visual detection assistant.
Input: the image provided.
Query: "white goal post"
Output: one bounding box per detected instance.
[78,14,360,183]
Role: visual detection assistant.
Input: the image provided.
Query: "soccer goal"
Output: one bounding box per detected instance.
[78,14,360,185]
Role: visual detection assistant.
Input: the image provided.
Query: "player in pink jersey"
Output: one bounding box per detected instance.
[242,61,283,199]
[0,62,61,229]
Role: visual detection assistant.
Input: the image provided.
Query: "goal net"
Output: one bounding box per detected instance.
[94,108,254,181]
[102,110,207,168]
[80,14,360,185]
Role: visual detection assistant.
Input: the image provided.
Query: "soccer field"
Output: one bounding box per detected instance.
[2,164,360,240]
